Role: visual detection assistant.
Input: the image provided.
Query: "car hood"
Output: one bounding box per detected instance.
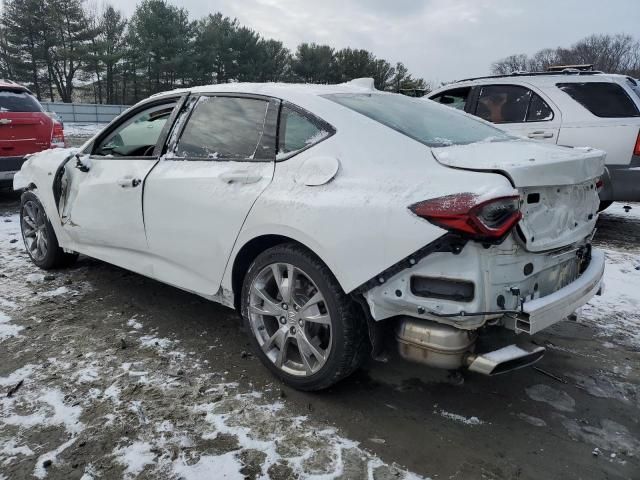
[431,140,605,188]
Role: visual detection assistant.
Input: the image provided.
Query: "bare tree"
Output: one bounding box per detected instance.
[491,33,640,77]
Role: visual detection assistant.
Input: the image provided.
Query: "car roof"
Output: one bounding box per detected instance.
[148,78,382,102]
[432,72,633,91]
[0,79,30,92]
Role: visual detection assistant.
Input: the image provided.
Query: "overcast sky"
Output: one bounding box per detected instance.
[107,0,640,83]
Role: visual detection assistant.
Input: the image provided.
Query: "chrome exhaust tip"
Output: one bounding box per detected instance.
[465,344,545,376]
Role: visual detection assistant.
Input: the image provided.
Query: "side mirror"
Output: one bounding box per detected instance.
[75,154,90,172]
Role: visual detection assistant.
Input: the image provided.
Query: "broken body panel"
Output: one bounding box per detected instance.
[14,82,606,377]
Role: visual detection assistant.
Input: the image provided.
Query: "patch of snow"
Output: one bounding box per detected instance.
[0,439,34,457]
[436,409,485,425]
[127,317,143,330]
[33,436,79,479]
[0,364,36,387]
[0,311,23,341]
[139,335,174,350]
[40,286,71,297]
[525,384,575,412]
[172,452,243,480]
[579,248,640,346]
[113,440,156,478]
[64,123,104,138]
[25,273,46,283]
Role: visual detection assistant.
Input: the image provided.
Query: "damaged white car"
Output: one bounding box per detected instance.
[14,79,605,390]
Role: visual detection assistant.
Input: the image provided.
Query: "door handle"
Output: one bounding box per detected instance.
[117,177,141,188]
[220,170,262,185]
[527,131,554,139]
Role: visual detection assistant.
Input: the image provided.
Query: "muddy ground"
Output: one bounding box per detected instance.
[0,188,638,480]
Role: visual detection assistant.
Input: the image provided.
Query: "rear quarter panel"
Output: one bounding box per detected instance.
[222,108,515,294]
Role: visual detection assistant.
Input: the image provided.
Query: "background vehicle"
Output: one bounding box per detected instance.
[0,80,65,189]
[14,80,604,391]
[427,71,640,209]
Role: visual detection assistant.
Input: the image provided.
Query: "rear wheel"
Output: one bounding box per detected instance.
[241,244,368,391]
[20,191,78,270]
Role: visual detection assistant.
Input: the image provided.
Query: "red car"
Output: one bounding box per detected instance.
[0,80,64,189]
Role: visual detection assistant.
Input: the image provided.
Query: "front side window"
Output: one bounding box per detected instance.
[0,90,43,112]
[430,87,471,111]
[94,102,176,157]
[175,96,270,160]
[324,93,511,148]
[557,82,640,118]
[277,106,331,160]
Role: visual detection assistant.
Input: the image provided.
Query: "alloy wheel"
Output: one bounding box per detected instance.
[21,200,49,262]
[248,263,332,377]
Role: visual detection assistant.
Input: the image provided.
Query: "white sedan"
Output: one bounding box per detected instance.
[14,79,605,390]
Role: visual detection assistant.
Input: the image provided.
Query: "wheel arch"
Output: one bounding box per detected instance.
[230,234,336,312]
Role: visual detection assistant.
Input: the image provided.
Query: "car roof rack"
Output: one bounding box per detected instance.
[456,68,604,83]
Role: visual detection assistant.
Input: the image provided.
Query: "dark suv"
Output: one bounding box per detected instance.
[0,80,65,188]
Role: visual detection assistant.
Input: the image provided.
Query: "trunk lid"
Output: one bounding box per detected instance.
[432,140,605,252]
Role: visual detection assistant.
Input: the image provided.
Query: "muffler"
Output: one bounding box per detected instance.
[396,317,545,375]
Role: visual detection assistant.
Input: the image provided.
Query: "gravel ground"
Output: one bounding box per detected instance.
[0,190,638,480]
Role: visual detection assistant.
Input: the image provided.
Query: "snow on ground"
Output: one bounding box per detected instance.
[579,247,640,347]
[1,205,425,479]
[63,123,104,138]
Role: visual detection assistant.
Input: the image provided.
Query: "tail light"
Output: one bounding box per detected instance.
[410,193,522,241]
[595,178,604,190]
[634,130,640,157]
[51,122,65,148]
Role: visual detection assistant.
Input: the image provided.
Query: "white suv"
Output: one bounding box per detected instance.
[427,72,640,209]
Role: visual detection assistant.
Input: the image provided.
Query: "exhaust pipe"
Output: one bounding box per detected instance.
[396,317,545,375]
[465,344,545,376]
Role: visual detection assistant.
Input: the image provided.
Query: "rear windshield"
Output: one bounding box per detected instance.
[556,82,640,118]
[323,93,511,148]
[0,90,43,112]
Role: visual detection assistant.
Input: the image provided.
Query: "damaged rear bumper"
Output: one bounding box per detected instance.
[515,248,605,334]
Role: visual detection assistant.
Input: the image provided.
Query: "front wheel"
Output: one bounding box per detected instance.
[241,244,368,391]
[20,191,78,270]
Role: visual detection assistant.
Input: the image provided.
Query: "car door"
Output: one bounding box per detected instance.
[143,94,278,296]
[57,96,183,254]
[470,84,561,143]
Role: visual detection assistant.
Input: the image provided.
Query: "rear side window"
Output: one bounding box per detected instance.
[0,90,43,112]
[430,87,471,111]
[277,105,332,160]
[324,93,511,148]
[176,96,270,160]
[557,82,640,118]
[474,85,553,123]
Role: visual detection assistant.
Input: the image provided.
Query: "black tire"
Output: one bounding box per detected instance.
[20,190,78,270]
[598,200,613,212]
[240,243,369,391]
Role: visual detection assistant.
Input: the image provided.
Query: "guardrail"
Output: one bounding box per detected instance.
[40,102,130,123]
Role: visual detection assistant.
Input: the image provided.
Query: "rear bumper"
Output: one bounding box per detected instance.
[0,156,25,188]
[516,248,605,334]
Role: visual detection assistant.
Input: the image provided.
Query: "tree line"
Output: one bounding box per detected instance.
[0,0,428,104]
[491,33,640,77]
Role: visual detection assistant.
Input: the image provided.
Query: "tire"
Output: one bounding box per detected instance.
[598,200,613,212]
[20,191,78,270]
[240,243,369,391]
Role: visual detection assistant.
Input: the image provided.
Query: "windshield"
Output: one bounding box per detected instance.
[323,93,511,147]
